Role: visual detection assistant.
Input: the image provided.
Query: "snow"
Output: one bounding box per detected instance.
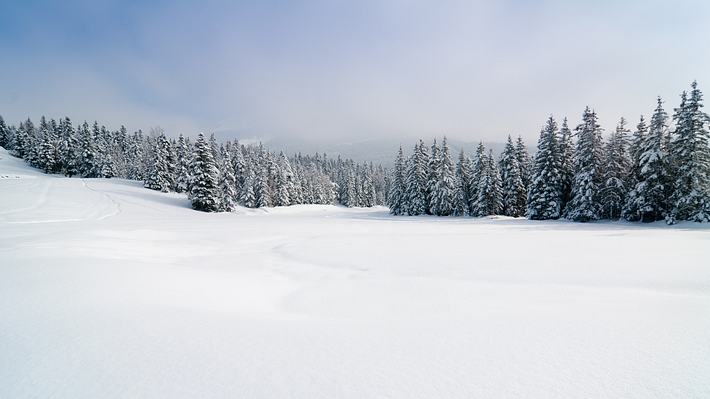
[1,147,710,398]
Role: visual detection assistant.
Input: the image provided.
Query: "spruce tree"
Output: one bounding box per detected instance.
[144,133,173,192]
[189,133,220,212]
[59,117,79,177]
[469,142,486,215]
[600,117,631,219]
[218,159,238,212]
[455,149,473,216]
[404,141,429,215]
[499,135,526,217]
[558,117,575,212]
[0,116,9,149]
[526,117,563,220]
[628,115,648,189]
[175,134,191,193]
[78,121,100,177]
[567,107,605,222]
[387,146,406,215]
[254,163,272,208]
[515,136,532,190]
[623,97,671,222]
[426,140,441,214]
[668,81,710,223]
[475,149,502,216]
[38,127,57,173]
[429,137,457,216]
[240,170,257,208]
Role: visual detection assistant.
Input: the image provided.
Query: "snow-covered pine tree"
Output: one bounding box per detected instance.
[628,115,648,189]
[78,121,100,177]
[429,137,457,216]
[558,117,575,213]
[175,134,191,193]
[189,133,220,212]
[404,140,429,215]
[99,124,117,177]
[230,141,247,194]
[387,146,406,215]
[426,139,441,214]
[254,162,272,208]
[361,170,376,207]
[38,126,57,173]
[240,169,257,208]
[499,135,526,217]
[144,133,173,192]
[623,97,670,222]
[0,116,8,149]
[58,117,79,177]
[600,117,631,219]
[667,81,710,223]
[475,149,502,216]
[515,136,532,190]
[271,152,290,207]
[469,142,486,215]
[218,156,238,212]
[455,149,473,216]
[567,107,605,222]
[526,117,563,220]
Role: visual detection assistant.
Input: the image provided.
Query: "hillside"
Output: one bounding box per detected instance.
[1,147,709,399]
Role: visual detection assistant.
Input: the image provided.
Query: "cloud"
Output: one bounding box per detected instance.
[1,0,709,142]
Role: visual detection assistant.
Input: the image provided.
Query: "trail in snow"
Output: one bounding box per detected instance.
[1,147,709,399]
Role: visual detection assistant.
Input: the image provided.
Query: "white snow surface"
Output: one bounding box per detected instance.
[1,147,709,398]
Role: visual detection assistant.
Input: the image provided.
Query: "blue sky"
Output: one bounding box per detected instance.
[1,0,709,142]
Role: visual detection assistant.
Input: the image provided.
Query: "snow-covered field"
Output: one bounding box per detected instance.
[1,147,709,399]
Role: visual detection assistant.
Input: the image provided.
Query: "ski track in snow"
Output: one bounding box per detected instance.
[1,147,710,399]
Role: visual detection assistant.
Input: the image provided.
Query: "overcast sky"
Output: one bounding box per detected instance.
[1,0,709,143]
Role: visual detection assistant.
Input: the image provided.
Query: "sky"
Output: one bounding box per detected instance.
[1,0,709,144]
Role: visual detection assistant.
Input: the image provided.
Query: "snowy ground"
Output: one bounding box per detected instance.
[1,147,709,399]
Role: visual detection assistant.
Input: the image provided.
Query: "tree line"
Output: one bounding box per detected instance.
[0,118,387,212]
[387,81,710,224]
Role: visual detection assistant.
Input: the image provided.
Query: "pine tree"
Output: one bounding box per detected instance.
[455,149,473,216]
[469,142,486,215]
[189,133,220,212]
[628,115,648,189]
[38,127,57,173]
[240,169,257,208]
[254,163,271,208]
[558,118,575,212]
[668,81,710,223]
[623,97,671,222]
[218,159,238,212]
[475,149,502,216]
[387,146,406,215]
[600,117,631,219]
[274,152,294,207]
[567,107,605,222]
[404,140,429,215]
[78,121,100,177]
[526,117,563,220]
[58,117,79,177]
[175,134,191,193]
[0,116,9,149]
[144,133,173,192]
[429,137,457,216]
[499,135,526,217]
[515,136,532,190]
[426,140,441,214]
